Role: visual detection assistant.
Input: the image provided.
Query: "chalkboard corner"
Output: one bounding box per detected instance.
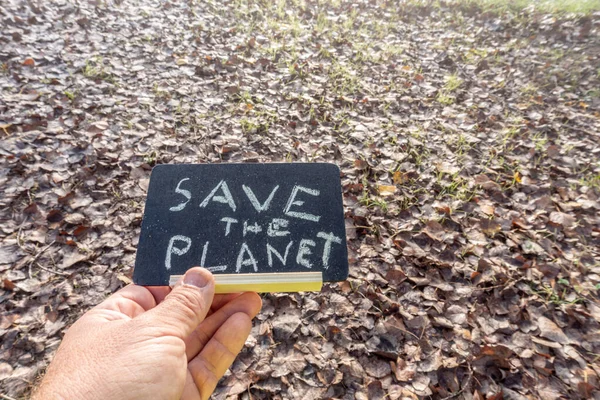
[338,269,349,282]
[316,162,341,177]
[149,164,170,176]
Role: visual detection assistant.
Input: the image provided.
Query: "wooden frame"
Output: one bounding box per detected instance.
[169,271,323,293]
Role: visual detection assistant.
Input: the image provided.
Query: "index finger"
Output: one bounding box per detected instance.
[94,285,158,318]
[145,286,172,304]
[187,312,253,399]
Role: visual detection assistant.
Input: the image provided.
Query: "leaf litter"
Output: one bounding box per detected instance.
[1,0,600,398]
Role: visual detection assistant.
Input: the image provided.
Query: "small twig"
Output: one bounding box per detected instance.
[440,363,473,400]
[1,394,19,400]
[28,240,56,279]
[16,216,28,250]
[35,261,69,277]
[471,278,516,292]
[17,220,26,247]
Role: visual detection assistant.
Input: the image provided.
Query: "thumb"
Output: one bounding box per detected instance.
[139,267,215,339]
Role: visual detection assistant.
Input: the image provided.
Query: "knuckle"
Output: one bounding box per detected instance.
[168,287,206,316]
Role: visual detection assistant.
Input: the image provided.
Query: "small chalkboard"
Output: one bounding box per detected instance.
[133,163,349,292]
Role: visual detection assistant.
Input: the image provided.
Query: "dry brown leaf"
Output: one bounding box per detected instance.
[61,250,90,269]
[23,203,39,215]
[354,159,368,169]
[436,162,460,175]
[479,202,495,216]
[537,316,569,344]
[377,185,397,196]
[2,278,16,291]
[46,209,64,223]
[422,220,446,241]
[393,171,409,184]
[480,219,501,236]
[522,240,545,256]
[548,211,576,229]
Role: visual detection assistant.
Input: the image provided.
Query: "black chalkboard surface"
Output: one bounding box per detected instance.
[133,163,349,289]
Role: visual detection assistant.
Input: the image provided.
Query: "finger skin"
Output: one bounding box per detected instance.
[145,285,172,304]
[94,285,158,318]
[187,312,254,400]
[137,268,215,339]
[181,370,202,399]
[185,292,262,360]
[209,293,243,313]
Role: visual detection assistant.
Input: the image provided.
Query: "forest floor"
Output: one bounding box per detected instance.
[1,0,600,399]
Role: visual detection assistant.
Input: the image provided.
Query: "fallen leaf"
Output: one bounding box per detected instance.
[394,359,416,381]
[479,202,495,216]
[46,210,64,223]
[480,219,501,236]
[521,240,545,256]
[23,203,39,215]
[514,171,522,183]
[65,213,86,224]
[272,352,306,377]
[0,362,14,381]
[362,355,391,378]
[73,225,90,237]
[61,250,90,269]
[377,185,397,196]
[537,316,569,344]
[423,220,446,241]
[354,159,368,169]
[436,162,460,174]
[548,211,575,229]
[393,171,409,184]
[2,279,16,291]
[386,269,406,285]
[58,192,75,204]
[117,274,133,285]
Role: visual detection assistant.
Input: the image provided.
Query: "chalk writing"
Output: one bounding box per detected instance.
[170,178,191,212]
[168,183,341,272]
[200,180,237,212]
[284,185,321,222]
[267,218,290,237]
[200,241,227,272]
[236,243,258,273]
[220,217,238,236]
[243,185,279,212]
[266,241,293,267]
[165,235,191,270]
[316,232,342,269]
[243,221,262,236]
[296,239,316,268]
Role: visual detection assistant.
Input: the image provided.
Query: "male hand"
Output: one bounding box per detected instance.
[34,267,262,400]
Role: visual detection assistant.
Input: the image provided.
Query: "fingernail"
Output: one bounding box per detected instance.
[183,268,211,288]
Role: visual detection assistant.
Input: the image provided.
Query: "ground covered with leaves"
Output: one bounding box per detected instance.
[1,0,600,398]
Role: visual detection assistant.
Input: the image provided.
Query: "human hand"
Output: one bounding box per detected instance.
[33,267,262,400]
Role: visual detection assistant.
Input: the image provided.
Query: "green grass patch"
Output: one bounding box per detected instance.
[462,0,600,14]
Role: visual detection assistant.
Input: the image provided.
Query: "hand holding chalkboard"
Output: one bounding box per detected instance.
[133,163,349,292]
